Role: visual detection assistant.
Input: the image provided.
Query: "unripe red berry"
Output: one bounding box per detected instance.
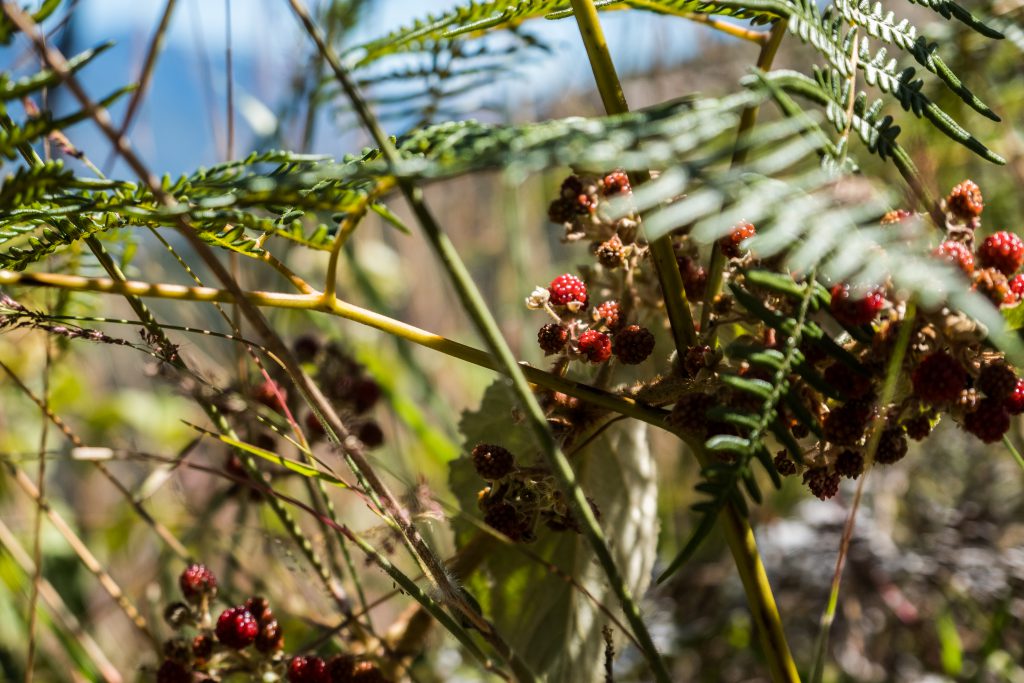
[963,397,1011,443]
[912,351,967,404]
[719,222,756,258]
[548,274,588,308]
[179,563,217,603]
[215,606,259,649]
[537,323,569,354]
[830,283,885,327]
[1011,274,1024,299]
[946,179,983,221]
[880,209,913,224]
[602,171,630,196]
[593,300,622,331]
[288,655,329,683]
[471,443,515,480]
[934,240,974,274]
[612,325,655,364]
[978,231,1024,275]
[973,267,1017,306]
[1006,379,1024,415]
[577,329,612,363]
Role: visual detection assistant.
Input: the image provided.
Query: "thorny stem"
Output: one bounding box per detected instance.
[569,4,799,683]
[289,1,666,680]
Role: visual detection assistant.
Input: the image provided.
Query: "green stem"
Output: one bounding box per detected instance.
[566,4,798,682]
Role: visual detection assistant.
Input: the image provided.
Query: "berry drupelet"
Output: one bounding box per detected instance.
[719,222,756,259]
[612,325,655,364]
[602,171,631,196]
[594,300,622,331]
[577,329,612,363]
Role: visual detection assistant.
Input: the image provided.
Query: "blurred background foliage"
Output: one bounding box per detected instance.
[0,0,1022,681]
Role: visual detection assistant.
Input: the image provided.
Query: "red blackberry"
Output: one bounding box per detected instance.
[803,467,840,500]
[874,428,908,465]
[978,362,1018,400]
[830,283,885,327]
[288,655,329,683]
[822,401,872,446]
[255,619,283,652]
[774,451,797,476]
[602,171,630,196]
[934,240,974,274]
[179,563,217,603]
[946,179,983,221]
[881,209,913,225]
[834,449,864,478]
[471,443,515,480]
[593,300,622,331]
[215,606,259,649]
[912,351,967,404]
[612,325,655,365]
[677,256,707,300]
[156,660,191,683]
[1011,274,1024,299]
[577,329,612,363]
[537,323,569,354]
[1006,379,1024,415]
[596,235,626,269]
[668,393,713,435]
[720,222,756,258]
[973,267,1017,306]
[548,274,588,308]
[963,397,1011,443]
[978,231,1024,275]
[823,363,872,400]
[902,414,933,441]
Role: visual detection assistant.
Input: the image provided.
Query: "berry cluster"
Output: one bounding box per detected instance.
[470,442,599,542]
[158,565,390,682]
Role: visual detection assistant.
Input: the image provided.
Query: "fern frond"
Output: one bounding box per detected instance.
[0,42,113,102]
[904,0,1004,38]
[0,0,61,46]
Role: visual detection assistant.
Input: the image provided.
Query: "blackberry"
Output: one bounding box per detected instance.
[593,301,622,331]
[357,421,384,449]
[602,171,630,196]
[683,344,715,377]
[351,662,391,683]
[548,274,588,308]
[946,179,983,221]
[830,283,885,327]
[215,606,259,649]
[677,256,707,300]
[912,351,967,404]
[293,334,321,363]
[874,428,908,465]
[972,267,1016,306]
[668,393,713,435]
[612,325,655,365]
[834,449,864,478]
[773,451,797,476]
[352,378,382,414]
[179,563,217,603]
[1011,274,1024,299]
[720,222,756,258]
[934,240,974,274]
[803,467,840,500]
[979,231,1024,275]
[327,654,357,683]
[822,402,872,446]
[255,619,283,653]
[157,660,191,683]
[823,362,872,400]
[902,414,933,441]
[192,634,213,662]
[288,656,329,683]
[1006,379,1024,415]
[244,596,272,623]
[484,503,528,542]
[963,397,1011,443]
[537,323,569,354]
[577,329,612,363]
[470,443,515,480]
[596,234,626,269]
[978,362,1018,400]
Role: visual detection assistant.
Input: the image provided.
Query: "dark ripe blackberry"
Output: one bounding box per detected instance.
[163,637,191,663]
[163,601,191,629]
[798,338,827,366]
[179,563,217,603]
[484,503,528,542]
[537,323,570,354]
[683,344,715,377]
[596,234,626,269]
[720,222,756,258]
[351,662,391,683]
[244,596,272,623]
[978,362,1018,400]
[255,619,283,653]
[822,402,871,446]
[946,179,983,221]
[192,634,213,662]
[912,351,967,404]
[594,300,622,331]
[156,660,191,683]
[823,362,872,400]
[774,451,797,476]
[288,655,329,683]
[352,378,382,414]
[668,392,713,435]
[215,606,259,649]
[548,197,576,224]
[293,334,321,363]
[327,654,357,683]
[834,449,864,478]
[357,421,384,449]
[1006,379,1024,415]
[470,443,516,480]
[973,267,1017,306]
[874,428,908,465]
[803,467,840,500]
[612,325,655,365]
[963,397,1011,443]
[677,256,707,300]
[902,414,933,441]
